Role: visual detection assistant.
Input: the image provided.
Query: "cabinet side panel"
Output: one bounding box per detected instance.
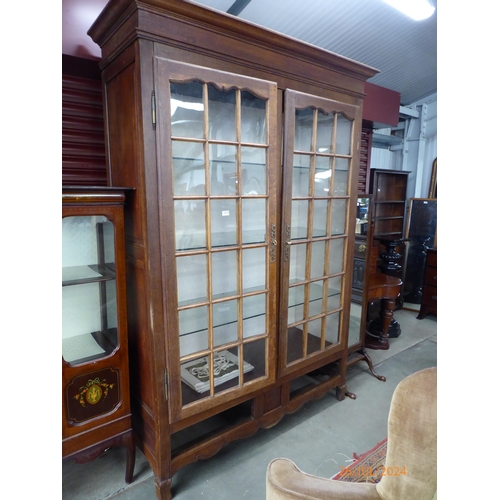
[104,62,143,243]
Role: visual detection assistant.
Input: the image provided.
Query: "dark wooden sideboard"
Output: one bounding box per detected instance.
[417,248,437,319]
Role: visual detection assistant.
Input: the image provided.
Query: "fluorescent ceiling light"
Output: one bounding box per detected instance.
[383,0,435,21]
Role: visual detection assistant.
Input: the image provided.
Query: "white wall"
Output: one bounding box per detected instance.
[370,93,437,200]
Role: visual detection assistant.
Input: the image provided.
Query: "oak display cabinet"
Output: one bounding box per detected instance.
[62,187,135,483]
[88,1,378,498]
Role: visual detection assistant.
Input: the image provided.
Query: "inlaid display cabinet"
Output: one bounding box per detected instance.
[88,1,377,498]
[62,187,135,483]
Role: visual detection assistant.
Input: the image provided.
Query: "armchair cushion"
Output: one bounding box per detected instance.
[266,367,437,500]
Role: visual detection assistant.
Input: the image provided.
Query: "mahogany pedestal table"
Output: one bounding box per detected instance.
[364,273,403,350]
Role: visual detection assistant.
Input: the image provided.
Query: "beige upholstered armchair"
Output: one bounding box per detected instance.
[266,367,437,500]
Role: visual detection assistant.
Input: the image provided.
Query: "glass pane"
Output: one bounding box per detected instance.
[310,241,326,279]
[62,215,112,269]
[316,111,334,153]
[327,276,342,311]
[328,238,345,275]
[170,81,204,139]
[179,306,208,357]
[288,285,305,325]
[291,200,308,239]
[62,216,118,366]
[333,158,349,196]
[172,140,205,196]
[176,254,207,305]
[312,200,328,238]
[308,280,324,317]
[212,251,237,298]
[213,300,238,347]
[294,108,314,152]
[287,325,304,364]
[314,156,331,196]
[243,294,266,338]
[331,199,347,235]
[292,154,311,197]
[242,339,265,383]
[210,144,236,195]
[241,91,266,144]
[242,199,266,244]
[174,199,207,251]
[62,282,110,364]
[289,244,307,283]
[336,114,353,155]
[242,147,266,195]
[211,199,237,247]
[349,302,362,347]
[208,85,236,142]
[325,312,340,345]
[242,247,266,292]
[306,318,322,355]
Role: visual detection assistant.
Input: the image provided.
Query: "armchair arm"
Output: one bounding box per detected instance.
[266,458,382,500]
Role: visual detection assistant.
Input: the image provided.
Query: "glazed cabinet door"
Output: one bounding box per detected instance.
[279,90,361,377]
[154,58,279,421]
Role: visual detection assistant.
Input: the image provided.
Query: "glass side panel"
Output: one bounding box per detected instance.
[62,216,118,365]
[170,77,271,408]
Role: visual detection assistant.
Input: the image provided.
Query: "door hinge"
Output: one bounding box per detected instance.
[151,91,156,130]
[164,369,168,400]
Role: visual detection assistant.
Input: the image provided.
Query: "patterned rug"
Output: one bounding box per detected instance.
[332,438,387,484]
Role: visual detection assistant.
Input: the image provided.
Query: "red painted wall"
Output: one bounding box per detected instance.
[363,82,400,127]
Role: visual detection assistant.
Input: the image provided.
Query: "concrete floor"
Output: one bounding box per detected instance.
[62,308,437,500]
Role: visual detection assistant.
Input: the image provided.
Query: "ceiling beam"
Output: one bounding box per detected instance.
[227,0,252,16]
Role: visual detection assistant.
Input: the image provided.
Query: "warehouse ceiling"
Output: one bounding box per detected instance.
[62,0,437,106]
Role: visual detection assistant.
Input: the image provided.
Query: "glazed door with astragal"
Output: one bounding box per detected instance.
[155,58,279,422]
[279,89,361,377]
